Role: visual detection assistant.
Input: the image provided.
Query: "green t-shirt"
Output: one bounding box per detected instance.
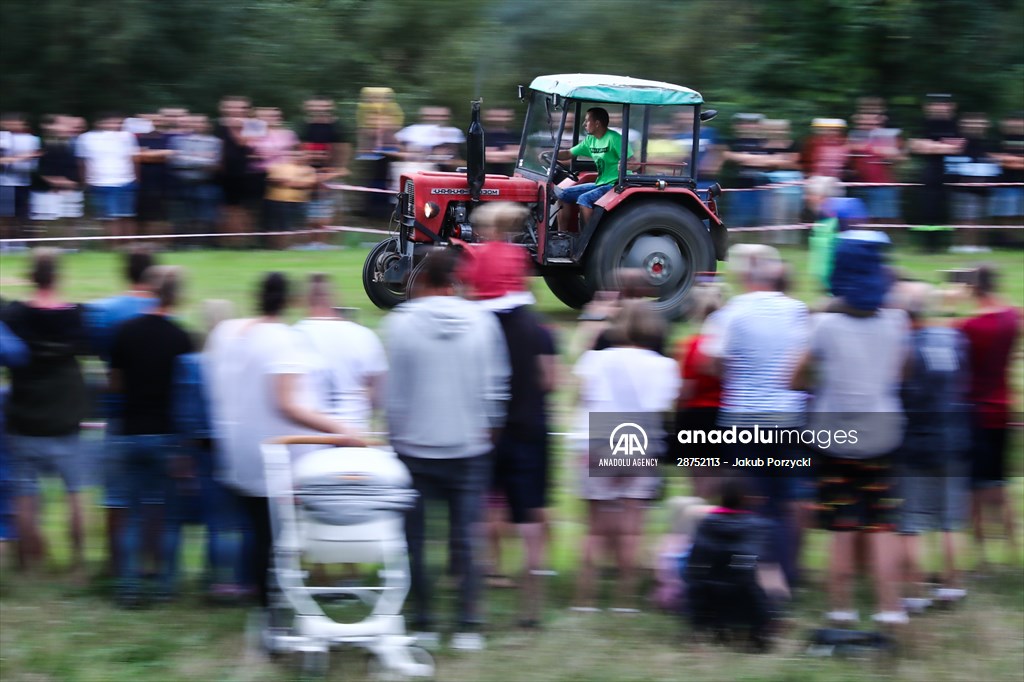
[570,129,630,186]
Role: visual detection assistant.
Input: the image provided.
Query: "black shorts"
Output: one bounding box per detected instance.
[971,426,1008,488]
[136,187,167,223]
[491,434,549,524]
[221,175,246,206]
[817,453,899,533]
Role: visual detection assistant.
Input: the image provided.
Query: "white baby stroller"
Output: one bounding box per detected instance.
[260,435,434,679]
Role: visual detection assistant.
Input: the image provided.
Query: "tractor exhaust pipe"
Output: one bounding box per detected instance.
[467,99,486,202]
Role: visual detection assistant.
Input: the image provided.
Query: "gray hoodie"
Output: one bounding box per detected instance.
[383,295,510,459]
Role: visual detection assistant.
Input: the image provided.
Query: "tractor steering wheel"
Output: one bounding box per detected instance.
[539,150,579,182]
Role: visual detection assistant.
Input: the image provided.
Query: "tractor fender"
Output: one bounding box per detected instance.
[595,187,727,261]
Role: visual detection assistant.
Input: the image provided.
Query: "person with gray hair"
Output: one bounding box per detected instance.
[108,265,195,606]
[700,244,809,592]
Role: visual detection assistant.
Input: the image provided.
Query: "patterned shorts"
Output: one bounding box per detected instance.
[816,453,900,532]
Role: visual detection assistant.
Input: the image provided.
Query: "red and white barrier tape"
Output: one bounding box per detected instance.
[0,224,392,244]
[721,181,1024,192]
[730,223,1023,232]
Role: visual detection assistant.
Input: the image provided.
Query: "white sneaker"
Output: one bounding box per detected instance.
[872,611,910,626]
[901,597,933,614]
[412,631,440,650]
[450,631,485,651]
[825,610,859,623]
[933,587,968,602]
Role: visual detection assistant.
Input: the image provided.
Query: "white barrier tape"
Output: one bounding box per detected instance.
[729,224,812,232]
[721,181,1024,192]
[324,183,399,195]
[0,224,392,244]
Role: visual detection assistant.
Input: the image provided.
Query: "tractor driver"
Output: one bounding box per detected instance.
[552,107,632,230]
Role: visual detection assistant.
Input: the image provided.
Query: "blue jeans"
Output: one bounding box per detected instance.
[396,453,490,630]
[558,182,614,208]
[725,188,764,227]
[178,182,221,228]
[192,441,244,586]
[116,434,177,599]
[90,182,137,219]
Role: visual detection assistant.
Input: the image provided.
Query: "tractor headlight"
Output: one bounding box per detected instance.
[423,202,440,219]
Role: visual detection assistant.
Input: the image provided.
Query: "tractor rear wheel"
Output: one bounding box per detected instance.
[542,268,594,309]
[362,238,407,309]
[587,201,716,319]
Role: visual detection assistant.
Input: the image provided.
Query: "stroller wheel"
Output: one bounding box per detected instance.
[367,646,435,681]
[367,655,403,682]
[297,648,330,679]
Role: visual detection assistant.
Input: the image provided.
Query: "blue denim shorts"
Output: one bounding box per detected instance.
[990,187,1024,217]
[91,182,137,219]
[558,182,614,208]
[7,433,85,497]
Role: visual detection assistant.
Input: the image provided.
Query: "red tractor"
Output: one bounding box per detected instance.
[362,73,726,317]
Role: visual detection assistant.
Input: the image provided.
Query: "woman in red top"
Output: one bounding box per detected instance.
[959,265,1022,566]
[674,282,725,500]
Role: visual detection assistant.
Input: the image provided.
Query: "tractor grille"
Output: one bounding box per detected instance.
[404,179,415,217]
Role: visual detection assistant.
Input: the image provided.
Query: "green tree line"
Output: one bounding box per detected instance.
[2,0,1022,130]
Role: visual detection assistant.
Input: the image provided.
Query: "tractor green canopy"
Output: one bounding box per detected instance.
[529,73,703,106]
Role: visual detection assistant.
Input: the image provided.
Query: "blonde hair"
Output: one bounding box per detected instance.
[888,281,936,320]
[471,202,529,239]
[690,282,727,322]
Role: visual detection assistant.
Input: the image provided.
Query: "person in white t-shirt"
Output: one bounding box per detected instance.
[0,112,41,236]
[76,113,141,236]
[204,272,359,609]
[395,106,465,162]
[293,273,387,435]
[571,300,680,612]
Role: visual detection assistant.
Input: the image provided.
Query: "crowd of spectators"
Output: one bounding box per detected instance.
[716,96,1024,238]
[0,202,1020,651]
[2,93,1020,249]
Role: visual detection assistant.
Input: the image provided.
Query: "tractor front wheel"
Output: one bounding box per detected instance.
[587,201,716,319]
[362,238,407,309]
[542,268,594,309]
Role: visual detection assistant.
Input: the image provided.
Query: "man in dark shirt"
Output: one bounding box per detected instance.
[301,97,352,237]
[483,108,520,176]
[109,265,193,605]
[213,95,254,240]
[2,249,88,575]
[992,112,1024,225]
[33,115,82,222]
[909,94,964,249]
[722,113,769,227]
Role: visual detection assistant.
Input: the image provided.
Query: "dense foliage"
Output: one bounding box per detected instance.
[2,0,1022,130]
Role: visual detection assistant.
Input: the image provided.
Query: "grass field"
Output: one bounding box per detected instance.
[0,242,1022,682]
